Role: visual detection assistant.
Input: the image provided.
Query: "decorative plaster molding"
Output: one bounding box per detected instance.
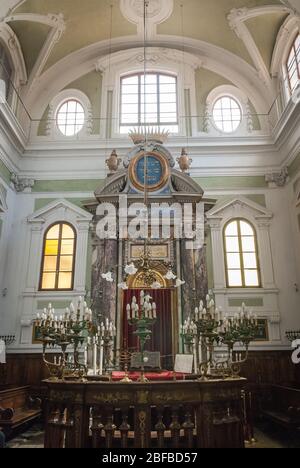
[119,0,174,37]
[207,196,273,226]
[0,22,27,85]
[271,14,300,77]
[27,199,92,226]
[265,167,289,187]
[10,172,34,192]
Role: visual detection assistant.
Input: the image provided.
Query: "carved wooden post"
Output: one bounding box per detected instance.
[170,407,181,448]
[155,408,166,448]
[182,409,194,448]
[119,411,130,448]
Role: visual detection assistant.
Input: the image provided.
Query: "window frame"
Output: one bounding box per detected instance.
[119,71,179,131]
[286,33,300,95]
[223,218,261,289]
[212,95,242,134]
[39,221,77,292]
[55,98,86,137]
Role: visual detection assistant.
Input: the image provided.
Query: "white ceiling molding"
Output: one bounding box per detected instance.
[271,14,300,76]
[4,13,65,29]
[24,35,272,122]
[0,22,27,85]
[227,6,292,94]
[119,0,174,37]
[0,1,25,19]
[280,0,300,15]
[13,14,66,94]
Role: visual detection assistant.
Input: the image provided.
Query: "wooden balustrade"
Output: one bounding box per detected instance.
[44,379,246,449]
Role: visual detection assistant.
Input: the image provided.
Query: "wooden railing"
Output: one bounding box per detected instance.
[44,379,246,449]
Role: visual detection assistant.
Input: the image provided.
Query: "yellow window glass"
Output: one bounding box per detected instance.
[224,219,260,288]
[40,223,76,290]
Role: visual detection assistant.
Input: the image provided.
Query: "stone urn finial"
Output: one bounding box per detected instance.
[177,148,192,173]
[106,150,122,173]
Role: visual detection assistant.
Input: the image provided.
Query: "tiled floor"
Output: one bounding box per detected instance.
[4,423,298,448]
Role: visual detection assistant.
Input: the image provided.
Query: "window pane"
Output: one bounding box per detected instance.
[58,272,72,289]
[240,221,253,236]
[62,224,75,239]
[225,221,238,236]
[45,240,59,256]
[213,96,242,133]
[241,237,255,252]
[228,270,243,287]
[243,253,257,269]
[47,225,60,239]
[42,273,56,290]
[43,256,57,272]
[57,100,85,136]
[227,253,241,269]
[225,237,240,252]
[244,270,259,287]
[61,239,74,255]
[59,255,73,272]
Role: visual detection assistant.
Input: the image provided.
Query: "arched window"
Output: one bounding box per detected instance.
[120,72,178,133]
[224,219,261,288]
[40,223,76,291]
[0,41,13,101]
[286,33,300,94]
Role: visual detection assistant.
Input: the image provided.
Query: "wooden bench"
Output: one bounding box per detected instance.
[261,384,300,430]
[0,386,41,438]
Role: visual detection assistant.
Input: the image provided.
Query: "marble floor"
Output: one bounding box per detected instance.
[4,423,298,449]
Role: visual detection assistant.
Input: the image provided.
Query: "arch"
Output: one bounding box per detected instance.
[223,218,261,289]
[39,221,77,291]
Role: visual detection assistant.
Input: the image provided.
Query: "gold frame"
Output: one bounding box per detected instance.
[129,150,170,193]
[223,218,262,289]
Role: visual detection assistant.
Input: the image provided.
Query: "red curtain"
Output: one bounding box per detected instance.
[122,289,173,369]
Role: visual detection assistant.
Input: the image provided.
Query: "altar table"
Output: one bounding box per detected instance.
[111,371,187,381]
[44,378,246,449]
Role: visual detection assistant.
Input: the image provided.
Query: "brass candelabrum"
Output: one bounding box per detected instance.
[35,298,94,380]
[127,290,157,383]
[181,294,259,380]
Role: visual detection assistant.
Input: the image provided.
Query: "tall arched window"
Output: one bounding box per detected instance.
[224,219,261,288]
[120,72,178,133]
[286,33,300,94]
[40,223,76,291]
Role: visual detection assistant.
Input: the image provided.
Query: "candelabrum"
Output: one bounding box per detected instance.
[286,330,300,342]
[127,290,157,382]
[0,335,16,346]
[182,294,259,380]
[87,319,116,376]
[35,297,94,380]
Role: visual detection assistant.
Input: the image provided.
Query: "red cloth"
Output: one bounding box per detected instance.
[112,371,186,382]
[122,289,173,369]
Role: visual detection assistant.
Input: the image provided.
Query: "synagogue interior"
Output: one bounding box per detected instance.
[0,0,300,450]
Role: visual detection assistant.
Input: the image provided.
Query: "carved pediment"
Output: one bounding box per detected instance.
[171,170,204,196]
[207,196,273,224]
[95,170,127,199]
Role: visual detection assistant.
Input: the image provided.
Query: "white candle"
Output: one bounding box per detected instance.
[99,339,104,375]
[93,341,97,375]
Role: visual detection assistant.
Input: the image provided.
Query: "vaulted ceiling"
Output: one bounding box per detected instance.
[0,0,299,115]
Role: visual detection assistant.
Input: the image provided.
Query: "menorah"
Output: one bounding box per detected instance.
[35,298,94,380]
[181,294,259,380]
[0,335,16,346]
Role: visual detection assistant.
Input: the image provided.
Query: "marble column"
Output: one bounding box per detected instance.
[91,231,118,324]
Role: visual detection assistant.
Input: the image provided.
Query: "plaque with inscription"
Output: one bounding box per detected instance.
[130,244,169,260]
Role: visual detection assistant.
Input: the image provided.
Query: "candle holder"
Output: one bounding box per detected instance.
[0,335,16,346]
[35,298,93,380]
[183,294,259,380]
[127,291,157,383]
[286,330,300,342]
